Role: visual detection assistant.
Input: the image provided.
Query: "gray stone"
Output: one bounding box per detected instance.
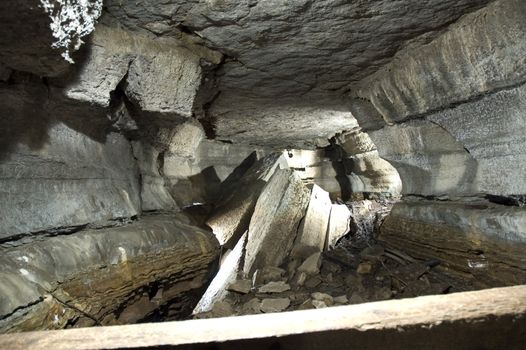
[241,298,261,315]
[360,245,385,260]
[290,271,308,287]
[380,201,526,287]
[243,169,310,275]
[193,233,247,315]
[0,118,140,241]
[0,214,219,331]
[253,267,286,286]
[337,130,402,195]
[370,120,477,197]
[354,0,526,122]
[297,253,322,276]
[292,185,332,258]
[312,300,328,309]
[206,153,283,246]
[260,298,290,313]
[132,141,177,212]
[304,276,323,289]
[258,281,291,294]
[427,83,526,196]
[210,301,235,318]
[357,262,373,275]
[227,280,252,295]
[107,0,490,96]
[164,140,269,208]
[349,294,365,305]
[311,292,334,306]
[326,204,351,250]
[212,94,358,149]
[333,295,349,304]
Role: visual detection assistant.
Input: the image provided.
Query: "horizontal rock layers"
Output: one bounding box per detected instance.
[0,214,219,333]
[379,201,526,288]
[353,0,526,123]
[349,0,526,290]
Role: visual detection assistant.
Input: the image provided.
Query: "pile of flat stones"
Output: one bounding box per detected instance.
[194,243,460,318]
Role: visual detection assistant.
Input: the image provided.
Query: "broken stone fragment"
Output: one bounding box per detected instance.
[312,300,328,309]
[243,169,310,275]
[291,185,332,258]
[260,298,291,313]
[227,280,252,294]
[258,281,291,294]
[372,287,393,301]
[311,292,334,306]
[207,153,285,247]
[357,262,373,275]
[290,271,308,287]
[297,299,314,310]
[348,293,365,305]
[297,252,322,275]
[241,298,261,315]
[193,233,247,315]
[304,276,323,289]
[252,266,286,286]
[333,295,349,304]
[326,204,351,250]
[210,300,235,318]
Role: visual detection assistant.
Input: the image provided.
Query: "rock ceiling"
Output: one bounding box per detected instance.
[106,0,491,97]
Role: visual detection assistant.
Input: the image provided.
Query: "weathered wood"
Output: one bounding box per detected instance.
[0,285,525,349]
[379,201,526,288]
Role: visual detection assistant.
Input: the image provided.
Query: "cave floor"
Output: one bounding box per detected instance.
[193,229,474,318]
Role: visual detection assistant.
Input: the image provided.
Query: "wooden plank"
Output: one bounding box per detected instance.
[1,285,525,350]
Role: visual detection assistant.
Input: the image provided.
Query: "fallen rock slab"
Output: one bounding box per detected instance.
[243,169,310,275]
[326,204,351,250]
[298,252,322,275]
[227,280,252,294]
[292,185,332,258]
[258,281,291,294]
[260,298,291,313]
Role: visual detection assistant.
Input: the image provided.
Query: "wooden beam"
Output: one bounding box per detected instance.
[1,285,525,350]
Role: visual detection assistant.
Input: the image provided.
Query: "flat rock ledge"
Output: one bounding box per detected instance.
[0,214,220,333]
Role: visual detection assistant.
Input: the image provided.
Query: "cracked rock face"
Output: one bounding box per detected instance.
[104,0,492,147]
[106,0,491,96]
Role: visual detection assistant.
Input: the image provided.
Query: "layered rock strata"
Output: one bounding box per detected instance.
[379,201,526,288]
[0,214,219,333]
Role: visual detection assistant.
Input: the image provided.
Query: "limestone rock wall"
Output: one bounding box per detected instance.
[351,0,526,286]
[353,0,526,199]
[0,79,141,243]
[0,214,219,333]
